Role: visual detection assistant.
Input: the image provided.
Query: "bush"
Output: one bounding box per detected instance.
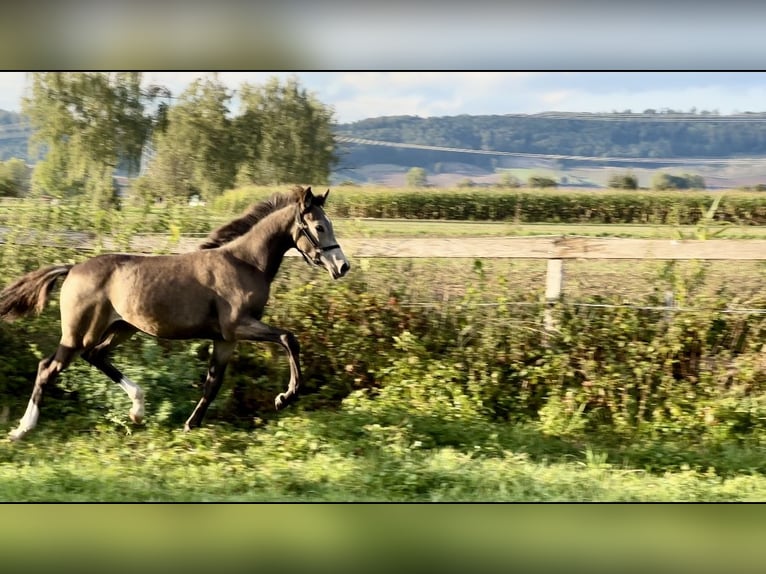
[528,176,558,189]
[0,158,30,197]
[738,184,766,192]
[406,167,428,188]
[496,172,521,188]
[257,261,765,444]
[608,173,638,190]
[652,172,706,190]
[210,186,766,225]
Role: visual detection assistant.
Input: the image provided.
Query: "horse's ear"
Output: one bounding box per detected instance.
[323,189,330,202]
[300,186,314,211]
[313,188,329,207]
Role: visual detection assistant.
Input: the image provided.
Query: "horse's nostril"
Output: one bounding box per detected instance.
[340,261,350,276]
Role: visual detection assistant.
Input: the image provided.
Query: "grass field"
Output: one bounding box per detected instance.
[4,415,766,502]
[334,218,766,239]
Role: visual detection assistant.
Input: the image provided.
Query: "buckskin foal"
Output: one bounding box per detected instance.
[0,185,349,440]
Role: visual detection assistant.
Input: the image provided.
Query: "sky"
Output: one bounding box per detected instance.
[3,72,766,124]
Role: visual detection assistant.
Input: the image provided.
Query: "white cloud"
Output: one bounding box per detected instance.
[540,90,578,108]
[0,72,28,112]
[2,72,766,121]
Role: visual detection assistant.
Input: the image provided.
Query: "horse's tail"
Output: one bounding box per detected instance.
[0,264,73,321]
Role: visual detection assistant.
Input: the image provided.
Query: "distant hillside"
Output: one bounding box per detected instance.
[6,109,766,188]
[333,112,766,186]
[0,110,27,161]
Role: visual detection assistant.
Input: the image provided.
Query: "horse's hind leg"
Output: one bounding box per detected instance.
[184,340,236,432]
[233,319,302,410]
[9,344,79,441]
[82,321,143,423]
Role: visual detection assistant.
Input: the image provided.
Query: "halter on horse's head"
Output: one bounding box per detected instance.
[292,187,350,280]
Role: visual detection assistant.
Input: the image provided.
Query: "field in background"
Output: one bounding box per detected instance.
[355,162,766,190]
[335,219,766,239]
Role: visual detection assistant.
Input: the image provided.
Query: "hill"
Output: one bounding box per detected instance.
[5,110,766,188]
[0,110,27,161]
[333,112,766,188]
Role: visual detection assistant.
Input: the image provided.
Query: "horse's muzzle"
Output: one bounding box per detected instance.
[336,260,350,278]
[323,249,350,279]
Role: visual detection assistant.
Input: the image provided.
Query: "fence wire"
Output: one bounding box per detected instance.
[395,299,766,315]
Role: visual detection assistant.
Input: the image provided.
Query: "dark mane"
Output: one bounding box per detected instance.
[199,186,304,249]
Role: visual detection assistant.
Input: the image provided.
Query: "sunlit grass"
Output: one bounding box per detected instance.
[334,219,766,239]
[2,415,766,502]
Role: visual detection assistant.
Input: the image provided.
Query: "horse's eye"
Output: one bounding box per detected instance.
[316,225,325,233]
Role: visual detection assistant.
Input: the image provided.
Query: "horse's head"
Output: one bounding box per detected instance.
[292,187,350,279]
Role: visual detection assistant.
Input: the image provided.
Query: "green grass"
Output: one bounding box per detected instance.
[334,219,766,239]
[2,413,766,502]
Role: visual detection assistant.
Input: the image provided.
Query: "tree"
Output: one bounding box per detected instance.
[235,75,337,186]
[528,176,558,189]
[497,172,521,188]
[138,75,236,203]
[685,174,706,189]
[651,172,706,191]
[23,72,151,207]
[0,158,30,197]
[406,167,428,187]
[608,173,638,190]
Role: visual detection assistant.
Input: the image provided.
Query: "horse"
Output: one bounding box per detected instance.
[0,185,350,440]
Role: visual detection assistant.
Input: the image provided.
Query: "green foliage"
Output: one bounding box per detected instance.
[737,184,766,192]
[496,172,521,188]
[19,73,338,210]
[674,193,731,240]
[136,74,337,203]
[652,172,706,190]
[234,76,337,186]
[0,110,27,161]
[608,173,639,190]
[0,158,29,197]
[406,167,428,188]
[139,75,236,203]
[23,72,151,207]
[528,176,558,189]
[336,112,766,175]
[5,421,766,501]
[214,185,766,225]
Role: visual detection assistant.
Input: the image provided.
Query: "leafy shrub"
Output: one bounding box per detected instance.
[0,158,30,197]
[652,172,706,190]
[608,173,639,190]
[528,176,558,189]
[406,167,428,188]
[210,186,766,225]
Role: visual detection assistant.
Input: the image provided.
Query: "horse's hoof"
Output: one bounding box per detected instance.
[8,429,25,442]
[274,393,288,410]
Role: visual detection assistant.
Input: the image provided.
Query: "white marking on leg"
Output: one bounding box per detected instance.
[118,376,145,423]
[8,399,39,441]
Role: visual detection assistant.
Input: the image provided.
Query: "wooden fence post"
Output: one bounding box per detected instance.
[544,258,564,340]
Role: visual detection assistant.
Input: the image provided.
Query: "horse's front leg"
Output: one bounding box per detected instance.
[184,340,236,431]
[233,319,302,410]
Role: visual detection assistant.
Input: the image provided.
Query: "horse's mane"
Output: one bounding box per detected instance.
[199,186,305,250]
